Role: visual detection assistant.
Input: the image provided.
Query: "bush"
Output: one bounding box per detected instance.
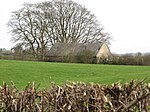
[0,80,150,111]
[76,50,96,64]
[64,52,78,63]
[111,53,150,65]
[63,50,96,63]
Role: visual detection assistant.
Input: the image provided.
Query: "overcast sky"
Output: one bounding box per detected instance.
[0,0,150,54]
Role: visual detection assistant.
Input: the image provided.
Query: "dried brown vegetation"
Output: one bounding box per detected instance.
[0,80,150,112]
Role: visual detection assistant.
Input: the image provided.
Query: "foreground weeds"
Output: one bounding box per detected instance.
[0,80,150,112]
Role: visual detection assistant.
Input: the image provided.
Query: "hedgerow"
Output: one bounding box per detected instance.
[0,80,150,112]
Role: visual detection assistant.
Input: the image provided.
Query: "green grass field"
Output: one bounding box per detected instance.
[0,59,150,88]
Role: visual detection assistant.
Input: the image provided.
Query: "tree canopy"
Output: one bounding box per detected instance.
[8,0,111,59]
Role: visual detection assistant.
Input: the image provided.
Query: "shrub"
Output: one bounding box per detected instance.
[76,50,96,64]
[111,54,150,65]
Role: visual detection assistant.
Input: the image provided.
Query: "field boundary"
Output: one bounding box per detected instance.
[0,80,150,111]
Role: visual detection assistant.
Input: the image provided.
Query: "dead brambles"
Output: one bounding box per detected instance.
[0,80,150,112]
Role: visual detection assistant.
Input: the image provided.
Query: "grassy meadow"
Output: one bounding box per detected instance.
[0,59,150,88]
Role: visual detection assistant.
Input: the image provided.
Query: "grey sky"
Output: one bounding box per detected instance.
[0,0,150,54]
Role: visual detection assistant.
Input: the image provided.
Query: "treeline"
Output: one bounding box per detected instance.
[1,48,150,66]
[0,48,38,61]
[111,53,150,66]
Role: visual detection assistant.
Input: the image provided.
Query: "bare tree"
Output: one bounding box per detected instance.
[8,0,111,59]
[8,3,50,59]
[41,0,111,43]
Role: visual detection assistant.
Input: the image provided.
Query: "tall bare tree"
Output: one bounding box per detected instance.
[8,3,51,59]
[8,0,111,59]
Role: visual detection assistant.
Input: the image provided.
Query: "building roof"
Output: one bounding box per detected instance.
[47,42,103,57]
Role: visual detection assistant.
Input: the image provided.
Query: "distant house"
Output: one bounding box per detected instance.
[46,42,112,63]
